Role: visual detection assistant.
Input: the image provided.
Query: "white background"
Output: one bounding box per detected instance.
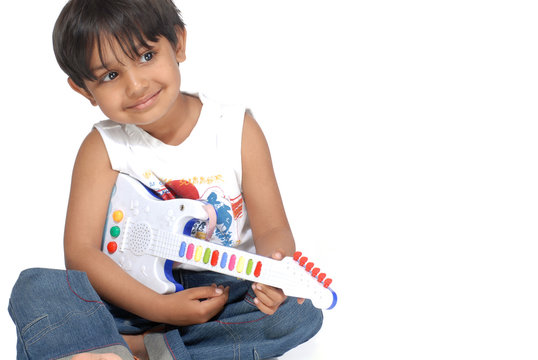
[1,1,537,359]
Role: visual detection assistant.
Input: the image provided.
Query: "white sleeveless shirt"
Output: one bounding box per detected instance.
[94,94,254,254]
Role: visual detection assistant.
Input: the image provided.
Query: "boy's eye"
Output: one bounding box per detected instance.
[102,72,118,82]
[141,51,154,63]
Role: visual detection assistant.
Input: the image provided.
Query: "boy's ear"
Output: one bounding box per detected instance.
[67,77,97,106]
[175,26,187,63]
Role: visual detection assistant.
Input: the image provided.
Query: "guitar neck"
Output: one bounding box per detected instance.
[121,219,336,309]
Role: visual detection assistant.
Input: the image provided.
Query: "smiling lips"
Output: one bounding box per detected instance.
[127,89,161,110]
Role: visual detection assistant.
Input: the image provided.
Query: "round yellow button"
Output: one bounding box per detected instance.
[112,210,124,223]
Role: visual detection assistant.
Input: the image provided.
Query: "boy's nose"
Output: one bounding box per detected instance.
[125,71,149,98]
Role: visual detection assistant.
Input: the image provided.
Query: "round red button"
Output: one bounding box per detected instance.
[107,241,118,254]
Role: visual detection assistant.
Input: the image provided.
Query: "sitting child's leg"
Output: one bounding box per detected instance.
[8,268,133,360]
[212,288,323,359]
[165,270,323,359]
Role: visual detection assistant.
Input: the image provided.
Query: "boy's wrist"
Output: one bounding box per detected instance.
[146,293,170,323]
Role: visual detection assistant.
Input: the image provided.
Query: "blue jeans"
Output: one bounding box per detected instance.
[9,268,323,359]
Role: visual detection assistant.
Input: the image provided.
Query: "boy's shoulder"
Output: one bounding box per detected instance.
[198,92,241,109]
[193,93,250,131]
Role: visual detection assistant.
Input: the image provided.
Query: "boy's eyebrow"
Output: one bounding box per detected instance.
[90,63,111,74]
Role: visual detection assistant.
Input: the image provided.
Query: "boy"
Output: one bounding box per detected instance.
[12,0,322,358]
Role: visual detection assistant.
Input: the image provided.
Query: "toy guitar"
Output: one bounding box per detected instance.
[102,173,337,310]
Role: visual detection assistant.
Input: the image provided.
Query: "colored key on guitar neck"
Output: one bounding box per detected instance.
[211,250,219,267]
[177,240,263,278]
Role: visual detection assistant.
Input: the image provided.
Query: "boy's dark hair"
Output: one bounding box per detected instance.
[53,0,185,90]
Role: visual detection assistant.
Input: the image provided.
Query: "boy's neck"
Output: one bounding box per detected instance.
[139,92,202,146]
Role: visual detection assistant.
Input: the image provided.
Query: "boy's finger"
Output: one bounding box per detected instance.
[252,283,286,308]
[200,286,229,311]
[253,283,286,302]
[188,285,225,300]
[253,296,278,315]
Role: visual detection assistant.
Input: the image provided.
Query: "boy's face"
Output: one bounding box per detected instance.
[69,30,186,127]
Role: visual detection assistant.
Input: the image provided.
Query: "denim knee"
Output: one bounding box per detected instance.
[281,298,324,341]
[8,268,129,360]
[249,298,323,358]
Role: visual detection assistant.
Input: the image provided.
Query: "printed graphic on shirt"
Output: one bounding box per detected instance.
[230,194,243,219]
[185,175,225,186]
[142,171,175,200]
[205,189,234,247]
[165,179,200,200]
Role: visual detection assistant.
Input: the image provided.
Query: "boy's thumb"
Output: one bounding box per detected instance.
[271,249,285,260]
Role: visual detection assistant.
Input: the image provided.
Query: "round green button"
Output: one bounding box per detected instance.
[110,226,120,238]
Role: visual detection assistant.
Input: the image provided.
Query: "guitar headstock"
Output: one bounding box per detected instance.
[275,251,337,310]
[293,251,334,289]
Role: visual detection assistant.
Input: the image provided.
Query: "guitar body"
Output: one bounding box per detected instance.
[102,173,337,310]
[102,173,212,294]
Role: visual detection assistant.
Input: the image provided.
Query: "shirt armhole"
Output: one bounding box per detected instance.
[217,105,248,190]
[93,120,129,173]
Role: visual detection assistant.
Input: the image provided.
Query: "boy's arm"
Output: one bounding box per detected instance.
[64,129,228,326]
[241,113,304,314]
[241,113,295,257]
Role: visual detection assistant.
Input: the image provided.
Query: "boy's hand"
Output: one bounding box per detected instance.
[252,250,305,315]
[158,284,229,326]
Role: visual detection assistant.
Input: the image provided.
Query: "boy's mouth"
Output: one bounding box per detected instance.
[127,90,161,111]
